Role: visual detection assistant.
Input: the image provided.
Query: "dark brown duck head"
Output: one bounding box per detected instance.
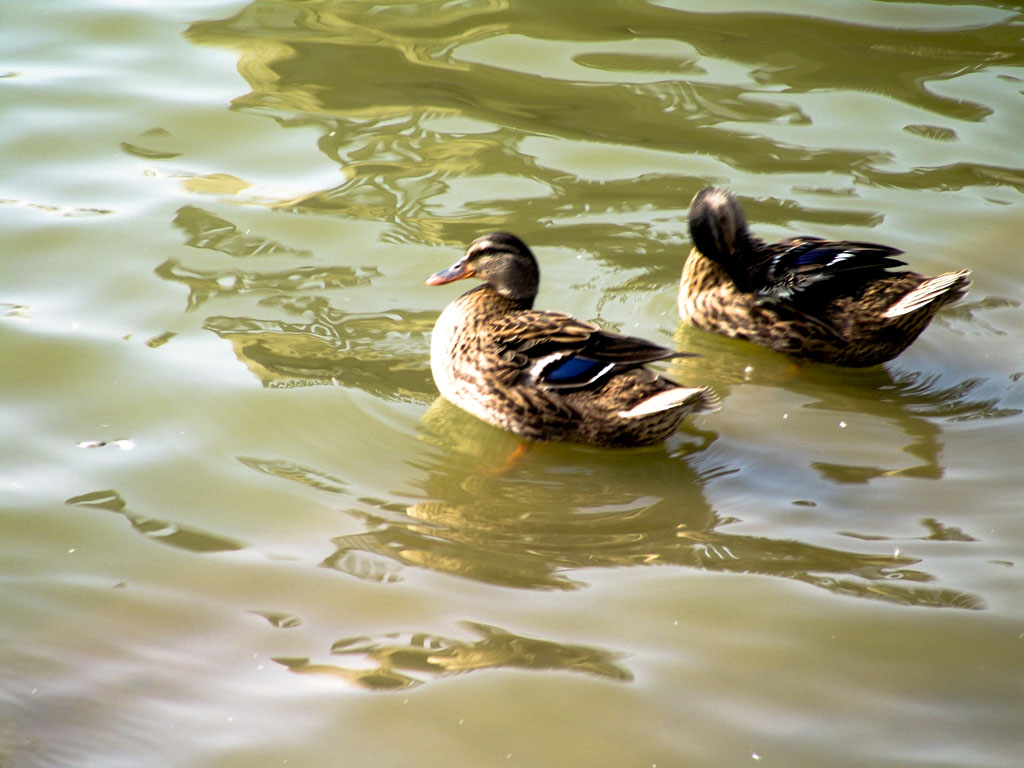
[426,232,540,308]
[687,187,758,292]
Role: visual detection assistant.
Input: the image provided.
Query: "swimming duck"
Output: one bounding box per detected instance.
[426,233,717,447]
[678,187,970,367]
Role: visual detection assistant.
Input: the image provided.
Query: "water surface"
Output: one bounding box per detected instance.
[2,1,1023,766]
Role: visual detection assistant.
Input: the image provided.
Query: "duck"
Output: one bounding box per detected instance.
[678,187,971,367]
[426,233,717,447]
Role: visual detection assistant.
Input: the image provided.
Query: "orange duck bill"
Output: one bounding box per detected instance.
[425,259,474,285]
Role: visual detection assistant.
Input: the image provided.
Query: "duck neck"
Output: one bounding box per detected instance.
[457,284,532,323]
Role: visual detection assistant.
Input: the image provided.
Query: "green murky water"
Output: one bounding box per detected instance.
[2,1,1023,766]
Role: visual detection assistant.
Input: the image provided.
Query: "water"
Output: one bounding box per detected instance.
[2,1,1023,766]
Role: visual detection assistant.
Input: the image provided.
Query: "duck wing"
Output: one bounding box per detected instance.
[490,310,687,391]
[758,237,906,301]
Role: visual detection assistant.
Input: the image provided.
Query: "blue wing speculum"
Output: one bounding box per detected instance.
[532,353,616,390]
[759,238,906,300]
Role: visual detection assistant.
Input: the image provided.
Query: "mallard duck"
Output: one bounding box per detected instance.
[426,233,717,447]
[678,187,970,367]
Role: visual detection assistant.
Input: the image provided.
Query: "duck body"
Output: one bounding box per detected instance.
[428,233,716,447]
[679,187,970,367]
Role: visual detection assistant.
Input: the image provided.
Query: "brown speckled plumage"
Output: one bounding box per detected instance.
[678,187,970,366]
[428,233,717,447]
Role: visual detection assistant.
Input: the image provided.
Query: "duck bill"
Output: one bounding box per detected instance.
[425,261,474,285]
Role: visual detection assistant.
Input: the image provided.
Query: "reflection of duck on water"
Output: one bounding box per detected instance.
[318,400,982,611]
[668,327,1018,485]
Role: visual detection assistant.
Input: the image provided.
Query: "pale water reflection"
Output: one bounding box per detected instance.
[183,0,1024,249]
[66,489,244,554]
[277,621,633,692]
